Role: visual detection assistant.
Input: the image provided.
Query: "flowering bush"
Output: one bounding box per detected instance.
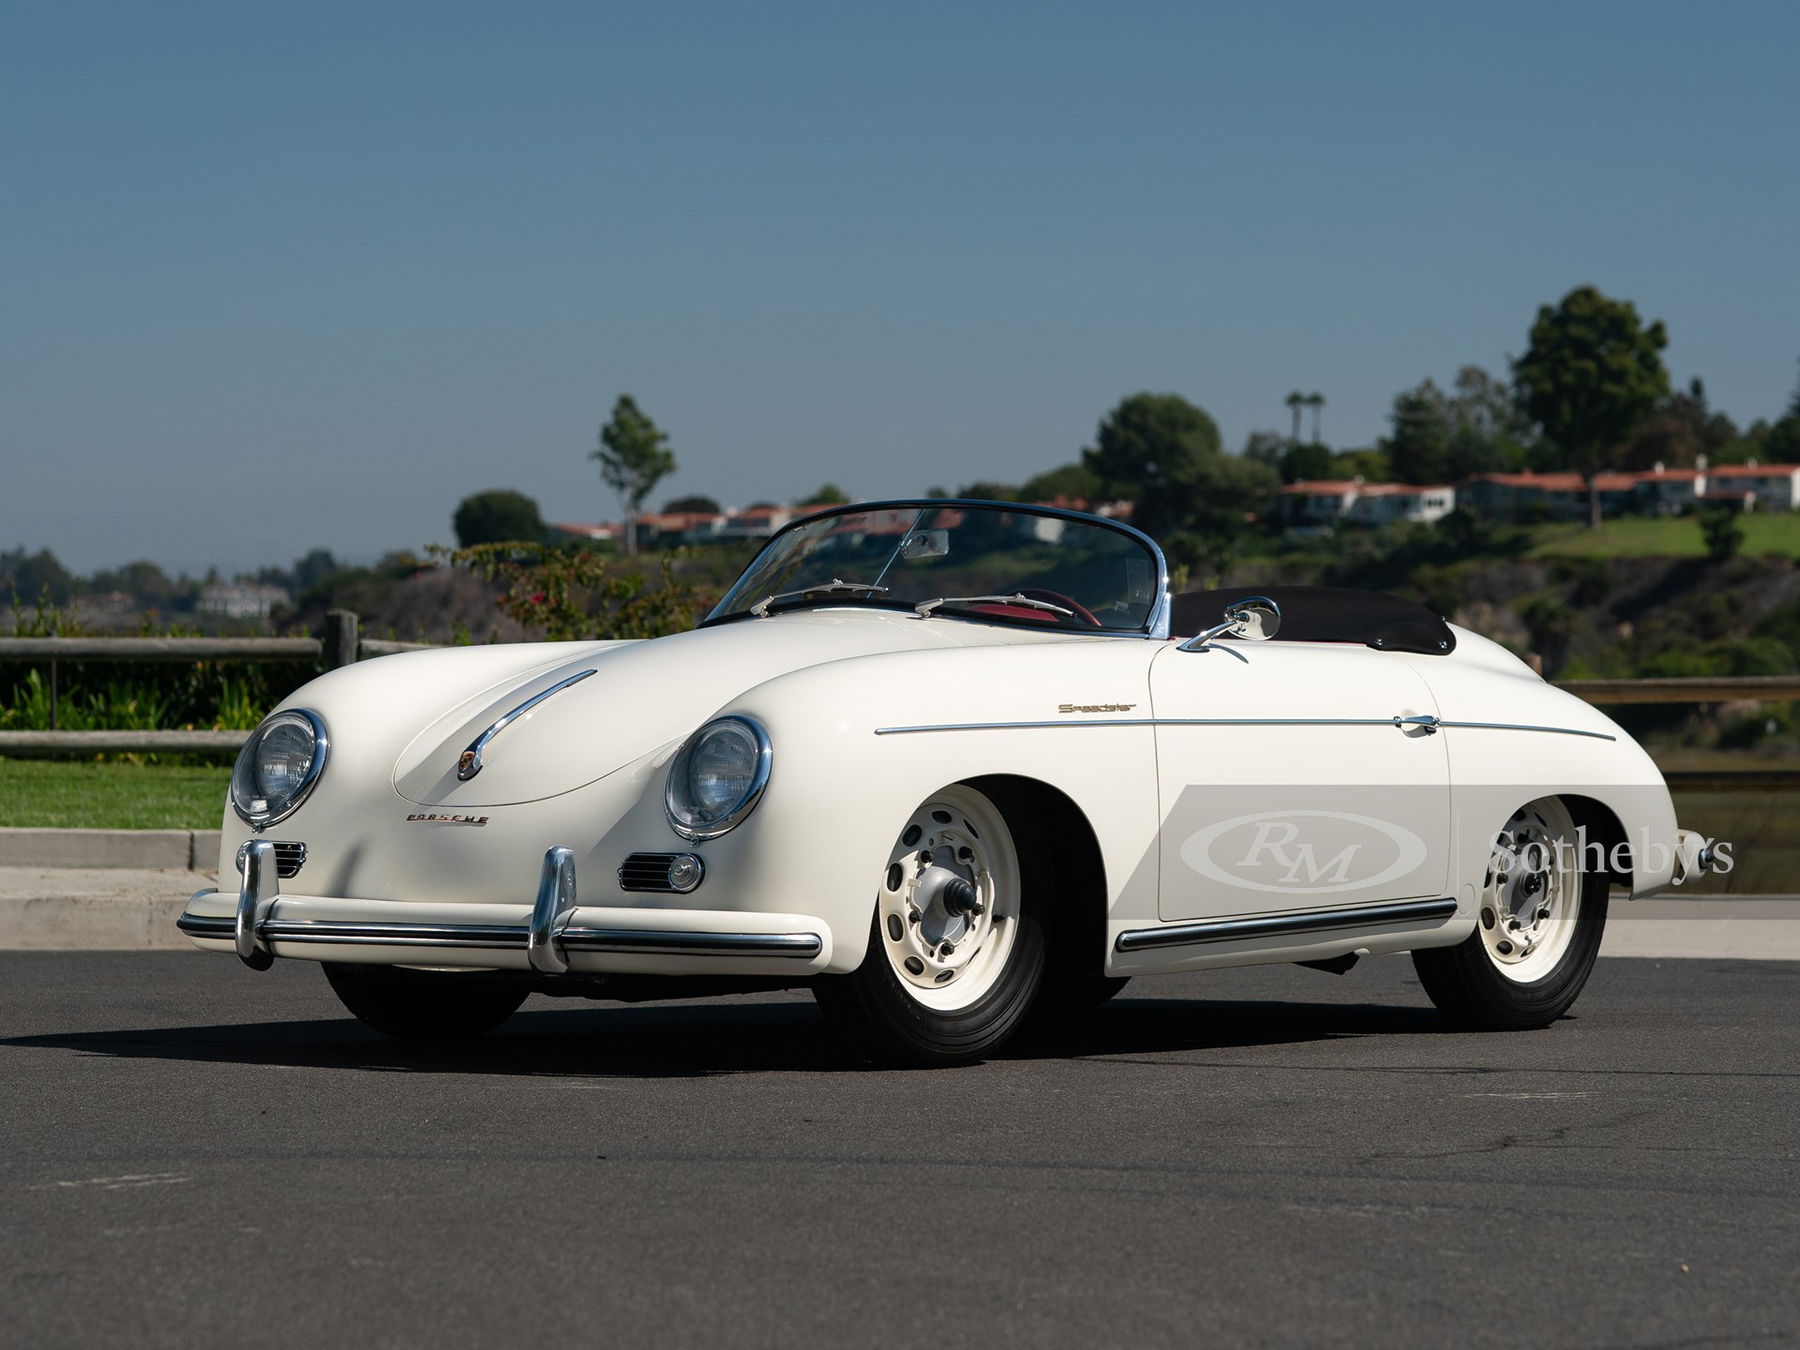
[441,543,706,641]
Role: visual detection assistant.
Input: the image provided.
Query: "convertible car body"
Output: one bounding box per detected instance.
[180,500,1699,1064]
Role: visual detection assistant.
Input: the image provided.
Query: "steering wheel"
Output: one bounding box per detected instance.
[1017,588,1102,627]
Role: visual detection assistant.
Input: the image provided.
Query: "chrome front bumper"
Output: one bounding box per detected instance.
[178,842,830,975]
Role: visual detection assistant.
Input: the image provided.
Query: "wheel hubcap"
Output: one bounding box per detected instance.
[878,790,1018,1009]
[1480,800,1582,981]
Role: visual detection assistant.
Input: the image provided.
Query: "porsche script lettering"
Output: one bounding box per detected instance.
[1057,703,1137,714]
[405,813,490,826]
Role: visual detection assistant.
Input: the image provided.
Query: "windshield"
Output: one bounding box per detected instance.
[707,502,1166,633]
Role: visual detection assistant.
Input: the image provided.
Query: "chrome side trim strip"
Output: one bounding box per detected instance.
[180,914,822,960]
[458,669,596,781]
[878,718,1393,735]
[877,717,1612,740]
[1436,719,1616,742]
[1114,896,1459,953]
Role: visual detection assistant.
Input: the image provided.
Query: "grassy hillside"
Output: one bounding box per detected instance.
[1527,513,1800,558]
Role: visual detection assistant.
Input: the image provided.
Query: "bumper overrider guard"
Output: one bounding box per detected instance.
[178,841,825,971]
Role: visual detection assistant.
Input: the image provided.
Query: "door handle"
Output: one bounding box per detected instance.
[1393,714,1439,734]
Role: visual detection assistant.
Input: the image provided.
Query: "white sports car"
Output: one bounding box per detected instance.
[180,500,1703,1065]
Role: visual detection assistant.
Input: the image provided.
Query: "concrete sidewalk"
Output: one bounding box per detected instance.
[0,866,212,949]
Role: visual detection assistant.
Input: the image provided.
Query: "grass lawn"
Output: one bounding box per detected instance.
[1527,513,1800,558]
[0,759,1788,894]
[0,760,230,829]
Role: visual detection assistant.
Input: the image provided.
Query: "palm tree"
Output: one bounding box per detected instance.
[1308,392,1326,444]
[1285,391,1305,445]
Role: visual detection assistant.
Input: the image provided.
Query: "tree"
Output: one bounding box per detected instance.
[1307,392,1326,444]
[291,549,340,595]
[1241,430,1286,472]
[1384,380,1452,485]
[1762,357,1800,463]
[1285,390,1305,445]
[591,395,677,555]
[1699,504,1744,563]
[87,559,175,605]
[956,480,1022,502]
[453,489,547,548]
[1279,442,1333,484]
[0,547,73,605]
[1019,461,1103,503]
[1444,365,1530,477]
[661,494,720,516]
[1512,286,1670,527]
[1081,392,1276,574]
[796,483,848,507]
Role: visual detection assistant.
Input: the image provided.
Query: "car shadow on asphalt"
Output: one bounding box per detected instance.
[1,993,1453,1078]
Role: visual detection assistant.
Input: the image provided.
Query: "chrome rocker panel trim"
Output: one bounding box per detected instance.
[1114,896,1459,954]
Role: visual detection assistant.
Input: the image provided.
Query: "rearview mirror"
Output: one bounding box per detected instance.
[899,529,950,561]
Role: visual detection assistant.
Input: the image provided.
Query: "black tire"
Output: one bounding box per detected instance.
[814,782,1047,1067]
[1412,796,1610,1031]
[323,963,528,1041]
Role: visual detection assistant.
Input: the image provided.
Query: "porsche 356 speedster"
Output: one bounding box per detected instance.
[179,499,1703,1065]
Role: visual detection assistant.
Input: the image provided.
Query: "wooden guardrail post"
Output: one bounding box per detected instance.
[324,610,360,669]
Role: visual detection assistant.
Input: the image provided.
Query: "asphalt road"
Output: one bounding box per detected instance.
[3,953,1796,1350]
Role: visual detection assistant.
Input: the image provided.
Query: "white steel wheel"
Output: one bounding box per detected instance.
[1412,795,1610,1031]
[814,782,1047,1067]
[875,786,1021,1012]
[1479,798,1582,982]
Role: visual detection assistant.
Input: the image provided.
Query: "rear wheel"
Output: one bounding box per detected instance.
[323,963,528,1041]
[1412,796,1608,1030]
[814,783,1046,1067]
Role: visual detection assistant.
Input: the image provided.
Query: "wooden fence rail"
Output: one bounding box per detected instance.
[1,622,1796,780]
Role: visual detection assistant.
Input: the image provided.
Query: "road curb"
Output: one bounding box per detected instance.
[0,828,222,871]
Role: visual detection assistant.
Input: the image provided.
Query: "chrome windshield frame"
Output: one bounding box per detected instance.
[702,499,1172,639]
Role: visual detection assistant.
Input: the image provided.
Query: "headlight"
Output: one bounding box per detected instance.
[664,715,772,841]
[230,709,328,828]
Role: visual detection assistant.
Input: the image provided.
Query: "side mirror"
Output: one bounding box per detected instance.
[1179,595,1282,651]
[1226,597,1281,641]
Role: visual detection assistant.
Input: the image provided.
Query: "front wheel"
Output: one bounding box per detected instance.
[814,783,1046,1067]
[1412,797,1609,1030]
[323,963,528,1041]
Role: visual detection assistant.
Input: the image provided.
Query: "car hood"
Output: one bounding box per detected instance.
[391,609,1062,807]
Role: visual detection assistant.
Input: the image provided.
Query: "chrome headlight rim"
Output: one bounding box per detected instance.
[230,708,329,829]
[663,714,773,842]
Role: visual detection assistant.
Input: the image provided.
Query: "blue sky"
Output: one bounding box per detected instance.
[4,0,1797,576]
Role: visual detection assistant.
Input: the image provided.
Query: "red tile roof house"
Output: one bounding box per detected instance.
[1707,462,1800,511]
[1273,479,1456,529]
[1343,482,1457,525]
[1458,470,1642,522]
[1632,463,1706,514]
[1274,479,1361,528]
